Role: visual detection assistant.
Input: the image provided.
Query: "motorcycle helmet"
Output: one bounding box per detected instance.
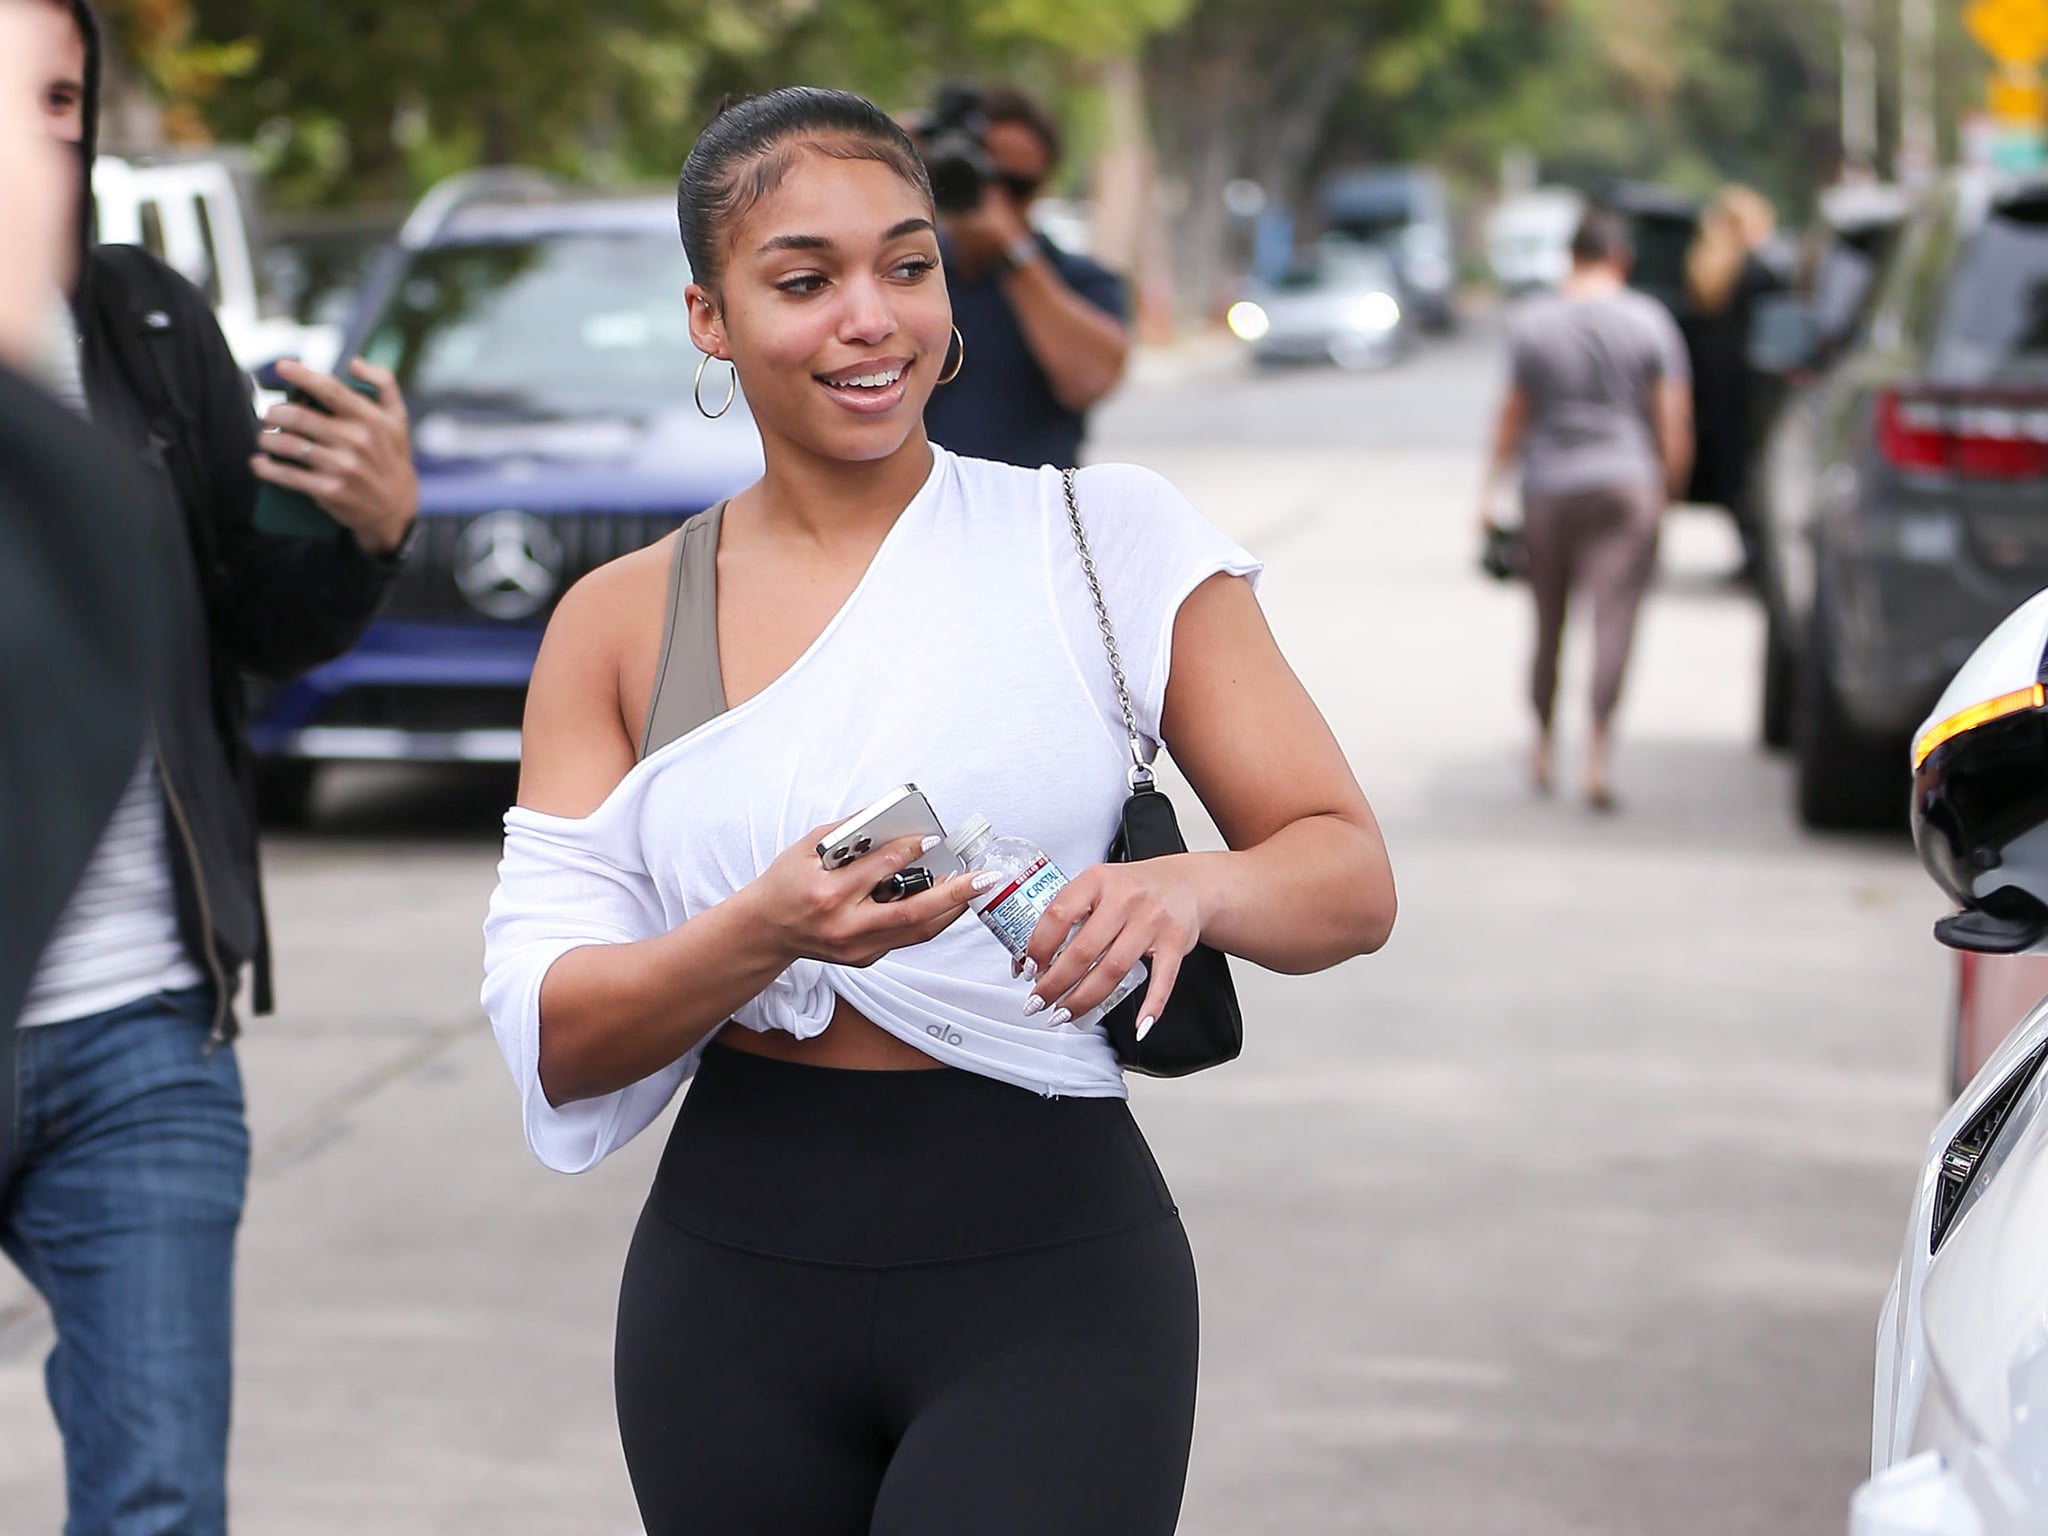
[1913,588,2048,954]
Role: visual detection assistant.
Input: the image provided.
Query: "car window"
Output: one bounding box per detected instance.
[1272,246,1397,291]
[191,195,223,309]
[1932,198,2048,380]
[360,232,699,415]
[136,199,166,262]
[1811,240,1882,345]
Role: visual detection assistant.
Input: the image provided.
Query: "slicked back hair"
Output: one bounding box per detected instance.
[678,86,933,296]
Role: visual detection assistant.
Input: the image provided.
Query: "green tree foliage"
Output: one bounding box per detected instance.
[96,0,1188,206]
[91,0,2007,315]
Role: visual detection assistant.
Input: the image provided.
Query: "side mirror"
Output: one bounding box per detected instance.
[1747,294,1820,376]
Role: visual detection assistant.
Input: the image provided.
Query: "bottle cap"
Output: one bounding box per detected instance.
[944,813,993,858]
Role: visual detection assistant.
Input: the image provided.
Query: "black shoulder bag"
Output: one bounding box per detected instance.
[1060,467,1244,1077]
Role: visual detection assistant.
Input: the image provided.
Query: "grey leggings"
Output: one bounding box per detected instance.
[1524,481,1662,729]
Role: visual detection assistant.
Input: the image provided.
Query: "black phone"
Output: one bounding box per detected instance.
[250,371,381,541]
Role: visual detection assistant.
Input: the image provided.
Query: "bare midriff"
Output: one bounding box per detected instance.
[715,995,947,1070]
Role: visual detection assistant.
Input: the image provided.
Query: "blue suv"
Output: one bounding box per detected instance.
[249,174,762,817]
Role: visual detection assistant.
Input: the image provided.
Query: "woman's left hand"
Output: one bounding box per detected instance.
[1019,857,1206,1032]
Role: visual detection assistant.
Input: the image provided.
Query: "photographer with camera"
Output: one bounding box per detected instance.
[915,84,1130,470]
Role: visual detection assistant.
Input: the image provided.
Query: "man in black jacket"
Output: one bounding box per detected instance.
[0,0,159,1149]
[7,5,418,1530]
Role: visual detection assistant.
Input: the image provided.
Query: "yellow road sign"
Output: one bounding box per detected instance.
[1971,0,2048,65]
[1970,0,2048,66]
[1991,70,2048,120]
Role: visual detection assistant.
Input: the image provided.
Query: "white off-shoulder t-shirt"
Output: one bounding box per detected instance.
[481,448,1261,1172]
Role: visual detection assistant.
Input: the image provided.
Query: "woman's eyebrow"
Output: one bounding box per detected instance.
[755,218,935,257]
[757,232,832,255]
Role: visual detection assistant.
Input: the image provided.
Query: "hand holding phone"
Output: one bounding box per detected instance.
[817,784,966,900]
[743,806,979,970]
[251,371,382,540]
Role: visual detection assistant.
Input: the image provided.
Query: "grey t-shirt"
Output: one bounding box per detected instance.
[1508,288,1689,499]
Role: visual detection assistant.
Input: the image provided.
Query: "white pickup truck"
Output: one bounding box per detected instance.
[92,153,340,380]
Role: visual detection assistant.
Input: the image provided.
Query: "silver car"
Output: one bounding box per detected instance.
[1228,243,1409,371]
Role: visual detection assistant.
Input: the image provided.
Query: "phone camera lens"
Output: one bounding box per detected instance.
[853,837,873,856]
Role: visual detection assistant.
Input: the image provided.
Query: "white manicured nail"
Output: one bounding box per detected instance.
[1136,1015,1156,1041]
[919,835,941,852]
[1023,995,1047,1018]
[1020,957,1038,982]
[1048,1007,1072,1028]
[971,870,1004,892]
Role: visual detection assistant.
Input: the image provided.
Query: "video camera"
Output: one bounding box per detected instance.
[905,84,994,216]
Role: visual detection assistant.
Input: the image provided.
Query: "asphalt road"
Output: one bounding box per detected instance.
[1,321,1952,1534]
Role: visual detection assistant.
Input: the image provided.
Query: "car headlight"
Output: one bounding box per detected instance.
[1226,301,1270,342]
[1348,291,1401,333]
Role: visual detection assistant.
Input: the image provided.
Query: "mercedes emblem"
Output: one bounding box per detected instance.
[454,511,563,621]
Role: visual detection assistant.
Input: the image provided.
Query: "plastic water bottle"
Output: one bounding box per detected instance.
[945,813,1145,1026]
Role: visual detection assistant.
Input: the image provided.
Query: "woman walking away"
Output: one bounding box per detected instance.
[1481,208,1693,810]
[482,87,1396,1536]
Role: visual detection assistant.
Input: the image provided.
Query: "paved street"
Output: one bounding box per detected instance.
[1,322,1951,1534]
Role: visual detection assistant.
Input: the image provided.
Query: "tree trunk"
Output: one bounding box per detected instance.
[1147,28,1249,324]
[1090,55,1178,343]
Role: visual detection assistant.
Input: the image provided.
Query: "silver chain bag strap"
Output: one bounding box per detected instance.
[1061,467,1242,1076]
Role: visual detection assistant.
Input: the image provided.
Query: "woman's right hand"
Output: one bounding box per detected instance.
[743,825,984,969]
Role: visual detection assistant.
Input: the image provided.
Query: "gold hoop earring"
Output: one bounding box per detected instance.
[936,325,965,386]
[694,353,737,419]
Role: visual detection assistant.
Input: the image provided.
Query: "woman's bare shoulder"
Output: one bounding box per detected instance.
[516,535,679,818]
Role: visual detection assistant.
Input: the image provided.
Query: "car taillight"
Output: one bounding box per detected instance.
[1877,387,2048,478]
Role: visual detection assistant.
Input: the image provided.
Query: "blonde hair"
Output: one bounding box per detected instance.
[1686,186,1776,313]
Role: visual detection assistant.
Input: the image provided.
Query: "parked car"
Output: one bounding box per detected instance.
[1747,170,2048,829]
[1598,178,1700,321]
[1749,182,1911,753]
[246,173,763,819]
[1225,241,1408,371]
[1857,588,2048,1535]
[1485,186,1584,294]
[1317,165,1456,332]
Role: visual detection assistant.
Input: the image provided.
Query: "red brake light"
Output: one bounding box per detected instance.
[1877,388,2048,479]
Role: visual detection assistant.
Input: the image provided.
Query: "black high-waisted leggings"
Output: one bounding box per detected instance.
[614,1043,1200,1536]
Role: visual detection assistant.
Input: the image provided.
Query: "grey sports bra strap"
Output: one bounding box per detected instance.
[639,502,729,759]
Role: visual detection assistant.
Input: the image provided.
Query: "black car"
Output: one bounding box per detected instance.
[1749,170,2048,829]
[1597,178,1700,319]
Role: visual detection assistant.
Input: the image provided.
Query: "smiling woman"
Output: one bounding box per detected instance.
[481,84,1394,1536]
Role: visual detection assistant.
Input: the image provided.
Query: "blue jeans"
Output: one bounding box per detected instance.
[0,985,249,1536]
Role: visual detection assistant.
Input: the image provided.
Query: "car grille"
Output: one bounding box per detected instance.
[315,685,528,734]
[386,509,697,624]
